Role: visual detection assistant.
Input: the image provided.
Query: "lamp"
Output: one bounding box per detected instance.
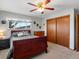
[0,30,4,39]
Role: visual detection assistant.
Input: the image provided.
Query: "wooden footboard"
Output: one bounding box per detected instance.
[13,36,47,59]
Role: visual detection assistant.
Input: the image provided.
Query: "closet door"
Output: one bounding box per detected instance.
[47,19,56,43]
[76,15,79,51]
[57,16,70,48]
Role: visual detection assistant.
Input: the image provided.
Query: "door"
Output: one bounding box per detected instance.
[57,16,70,48]
[76,15,79,51]
[47,19,57,43]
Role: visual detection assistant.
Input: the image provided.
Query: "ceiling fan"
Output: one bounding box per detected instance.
[27,0,54,14]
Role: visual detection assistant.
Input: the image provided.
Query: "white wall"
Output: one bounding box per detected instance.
[41,8,75,49]
[0,9,76,49]
[0,10,42,39]
[31,17,42,31]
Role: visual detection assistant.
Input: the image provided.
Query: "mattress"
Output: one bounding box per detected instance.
[12,35,39,41]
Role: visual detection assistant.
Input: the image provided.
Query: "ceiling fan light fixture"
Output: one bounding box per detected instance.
[36,2,45,8]
[28,0,54,14]
[37,8,44,12]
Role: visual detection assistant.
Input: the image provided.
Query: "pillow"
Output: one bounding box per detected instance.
[12,31,31,37]
[23,31,31,36]
[17,32,24,37]
[12,32,18,37]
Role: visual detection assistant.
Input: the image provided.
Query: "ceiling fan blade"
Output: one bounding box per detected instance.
[44,0,51,5]
[45,7,54,10]
[30,9,37,12]
[27,3,36,7]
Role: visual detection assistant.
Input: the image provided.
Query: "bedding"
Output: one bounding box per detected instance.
[12,30,31,37]
[10,30,37,49]
[12,35,39,41]
[10,35,39,49]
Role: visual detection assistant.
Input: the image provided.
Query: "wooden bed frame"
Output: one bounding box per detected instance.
[11,30,47,59]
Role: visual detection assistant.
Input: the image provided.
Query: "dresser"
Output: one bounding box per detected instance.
[34,31,44,36]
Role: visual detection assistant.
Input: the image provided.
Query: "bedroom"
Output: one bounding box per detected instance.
[0,0,79,59]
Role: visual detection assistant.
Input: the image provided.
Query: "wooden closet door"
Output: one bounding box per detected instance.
[47,19,56,43]
[57,16,70,48]
[76,15,79,51]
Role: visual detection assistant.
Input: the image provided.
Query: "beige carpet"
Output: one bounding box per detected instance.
[0,42,79,59]
[0,49,9,59]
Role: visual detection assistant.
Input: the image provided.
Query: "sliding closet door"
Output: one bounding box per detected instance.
[76,15,79,51]
[57,16,70,48]
[47,19,57,43]
[57,17,64,46]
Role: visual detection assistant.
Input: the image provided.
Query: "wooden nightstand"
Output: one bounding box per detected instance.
[0,38,10,50]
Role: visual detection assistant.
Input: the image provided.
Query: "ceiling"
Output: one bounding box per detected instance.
[0,0,79,17]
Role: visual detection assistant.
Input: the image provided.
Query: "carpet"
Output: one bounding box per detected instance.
[0,42,79,59]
